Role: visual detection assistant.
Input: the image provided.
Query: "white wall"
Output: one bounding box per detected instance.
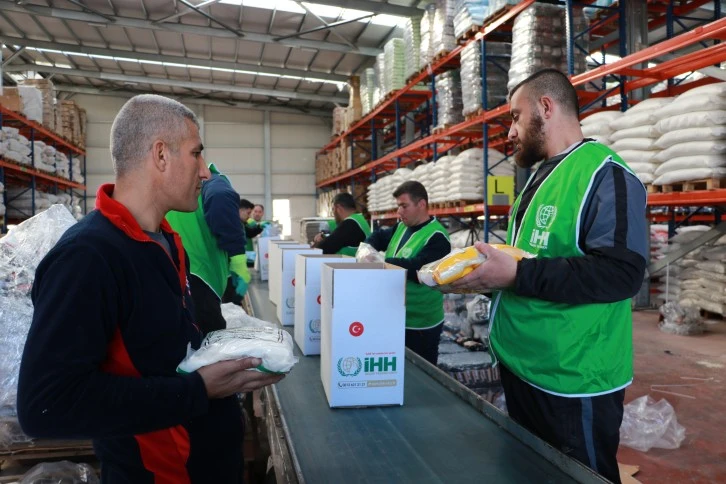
[78,95,330,240]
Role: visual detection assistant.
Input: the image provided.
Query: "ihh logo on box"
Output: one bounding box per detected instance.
[337,357,362,377]
[309,319,321,334]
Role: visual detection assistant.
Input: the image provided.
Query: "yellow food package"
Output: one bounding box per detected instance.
[418,244,535,287]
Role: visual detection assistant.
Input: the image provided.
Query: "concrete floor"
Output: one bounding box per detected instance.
[617,310,726,483]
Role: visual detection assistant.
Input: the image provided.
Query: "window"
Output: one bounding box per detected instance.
[273,198,291,237]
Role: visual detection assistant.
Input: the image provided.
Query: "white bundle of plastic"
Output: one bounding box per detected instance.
[460,42,511,117]
[453,0,487,40]
[374,52,386,106]
[0,205,77,448]
[428,156,457,203]
[420,5,435,68]
[16,86,43,123]
[508,3,589,91]
[651,83,726,186]
[383,38,407,96]
[436,70,463,128]
[404,15,423,80]
[5,189,53,218]
[71,157,85,184]
[361,68,376,116]
[607,97,673,184]
[432,0,456,56]
[177,326,297,374]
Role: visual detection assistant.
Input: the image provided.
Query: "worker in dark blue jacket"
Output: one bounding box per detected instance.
[17,95,283,483]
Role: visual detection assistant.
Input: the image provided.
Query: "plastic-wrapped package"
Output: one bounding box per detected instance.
[221,303,276,330]
[507,3,589,92]
[419,244,534,287]
[453,0,488,40]
[461,41,511,116]
[355,242,386,263]
[419,4,436,68]
[0,205,77,447]
[360,68,376,116]
[373,52,385,107]
[383,38,406,97]
[436,70,463,128]
[17,86,43,123]
[619,396,686,452]
[177,326,298,374]
[20,460,99,484]
[466,294,490,325]
[432,0,456,56]
[658,302,705,335]
[404,15,423,80]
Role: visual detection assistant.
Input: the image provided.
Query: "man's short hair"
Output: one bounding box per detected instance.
[332,192,357,211]
[254,204,264,211]
[110,94,199,176]
[239,198,255,210]
[508,69,580,118]
[393,180,428,204]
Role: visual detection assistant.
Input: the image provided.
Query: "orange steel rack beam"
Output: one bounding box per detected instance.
[318,16,726,190]
[648,190,726,207]
[317,0,536,156]
[372,203,510,221]
[0,158,86,190]
[0,105,86,156]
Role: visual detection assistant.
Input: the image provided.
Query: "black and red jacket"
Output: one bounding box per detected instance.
[17,184,244,483]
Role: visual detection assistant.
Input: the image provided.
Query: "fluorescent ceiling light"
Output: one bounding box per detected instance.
[220,0,407,28]
[21,46,347,90]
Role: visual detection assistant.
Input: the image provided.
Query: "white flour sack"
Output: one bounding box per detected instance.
[177,327,298,374]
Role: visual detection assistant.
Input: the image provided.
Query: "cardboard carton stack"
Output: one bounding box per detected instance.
[60,100,82,146]
[18,79,56,132]
[0,88,22,112]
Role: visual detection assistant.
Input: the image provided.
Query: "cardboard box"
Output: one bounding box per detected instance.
[320,263,407,407]
[0,87,22,112]
[294,254,356,355]
[276,247,322,326]
[254,236,281,281]
[268,240,309,305]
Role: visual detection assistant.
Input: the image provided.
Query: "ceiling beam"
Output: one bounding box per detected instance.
[5,63,348,104]
[153,0,222,24]
[299,0,421,17]
[54,83,333,117]
[274,13,374,41]
[0,35,349,83]
[0,0,383,56]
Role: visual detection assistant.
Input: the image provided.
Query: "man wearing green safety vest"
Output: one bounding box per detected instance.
[312,192,371,256]
[167,163,251,335]
[366,181,451,364]
[448,69,647,484]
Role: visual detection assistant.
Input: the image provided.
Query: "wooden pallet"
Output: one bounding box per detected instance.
[456,24,482,45]
[645,183,660,194]
[658,177,726,193]
[464,109,484,122]
[432,50,451,63]
[432,124,456,135]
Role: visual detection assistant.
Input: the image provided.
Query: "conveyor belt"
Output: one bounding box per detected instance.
[249,281,607,484]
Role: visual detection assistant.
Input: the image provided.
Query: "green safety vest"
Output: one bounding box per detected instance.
[337,213,372,256]
[245,218,266,252]
[166,163,230,299]
[490,141,641,396]
[386,218,449,329]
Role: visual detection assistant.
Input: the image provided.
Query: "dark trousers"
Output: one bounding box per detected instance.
[405,322,444,365]
[500,364,624,484]
[189,274,226,336]
[222,276,243,305]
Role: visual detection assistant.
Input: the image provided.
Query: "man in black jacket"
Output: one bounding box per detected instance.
[17,94,282,483]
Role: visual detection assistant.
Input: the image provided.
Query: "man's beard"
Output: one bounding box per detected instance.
[513,112,547,169]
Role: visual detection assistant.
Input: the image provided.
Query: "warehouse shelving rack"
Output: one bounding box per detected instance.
[0,105,86,232]
[316,1,726,241]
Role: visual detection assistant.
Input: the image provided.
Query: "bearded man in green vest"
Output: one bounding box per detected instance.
[366,181,451,364]
[313,192,371,256]
[448,69,648,484]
